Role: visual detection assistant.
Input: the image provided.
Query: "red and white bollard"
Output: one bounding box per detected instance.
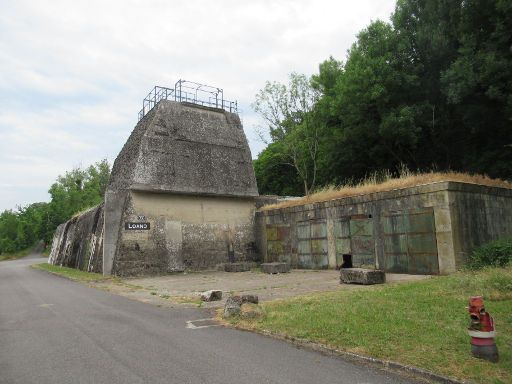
[468,296,499,362]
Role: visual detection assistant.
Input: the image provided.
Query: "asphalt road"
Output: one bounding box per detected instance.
[0,254,420,384]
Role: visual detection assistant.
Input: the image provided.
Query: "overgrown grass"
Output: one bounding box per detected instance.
[262,170,511,210]
[232,267,512,384]
[0,246,34,261]
[32,263,110,282]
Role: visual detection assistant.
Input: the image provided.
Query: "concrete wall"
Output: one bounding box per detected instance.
[257,182,512,275]
[448,183,512,266]
[48,204,104,273]
[112,192,257,275]
[50,101,261,276]
[103,101,259,276]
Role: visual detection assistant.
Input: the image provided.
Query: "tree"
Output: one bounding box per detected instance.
[253,73,321,195]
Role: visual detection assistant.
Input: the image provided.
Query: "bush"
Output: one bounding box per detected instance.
[469,238,512,269]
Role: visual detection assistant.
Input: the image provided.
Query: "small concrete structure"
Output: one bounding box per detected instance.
[224,262,252,272]
[257,182,512,275]
[261,262,291,274]
[340,268,385,285]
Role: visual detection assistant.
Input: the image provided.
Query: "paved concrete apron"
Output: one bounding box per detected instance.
[0,255,420,384]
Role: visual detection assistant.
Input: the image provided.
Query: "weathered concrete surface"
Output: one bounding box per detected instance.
[50,101,260,276]
[223,295,243,318]
[104,101,259,276]
[48,204,104,273]
[200,290,222,302]
[224,262,252,272]
[96,270,430,309]
[261,262,290,274]
[257,182,512,275]
[340,268,386,285]
[108,101,258,197]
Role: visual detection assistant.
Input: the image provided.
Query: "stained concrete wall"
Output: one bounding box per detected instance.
[448,183,512,266]
[112,192,258,275]
[48,204,104,273]
[257,182,512,275]
[50,100,260,276]
[103,101,258,276]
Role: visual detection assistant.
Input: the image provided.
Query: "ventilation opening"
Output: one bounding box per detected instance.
[341,254,353,269]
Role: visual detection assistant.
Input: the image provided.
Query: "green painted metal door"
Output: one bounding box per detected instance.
[334,215,375,268]
[297,219,328,269]
[382,208,439,274]
[266,224,291,263]
[349,216,375,268]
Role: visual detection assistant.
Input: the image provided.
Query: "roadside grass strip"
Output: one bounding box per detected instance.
[32,263,111,283]
[230,267,512,384]
[0,247,34,261]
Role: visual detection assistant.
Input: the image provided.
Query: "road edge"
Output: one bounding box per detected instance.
[219,321,467,384]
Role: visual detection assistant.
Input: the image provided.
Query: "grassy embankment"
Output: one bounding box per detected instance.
[263,170,511,210]
[229,267,512,384]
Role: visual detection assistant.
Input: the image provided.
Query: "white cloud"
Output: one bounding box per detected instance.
[0,0,395,210]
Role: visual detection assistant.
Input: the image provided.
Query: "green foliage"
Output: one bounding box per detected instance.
[0,159,110,255]
[469,238,512,269]
[254,0,512,195]
[253,142,303,196]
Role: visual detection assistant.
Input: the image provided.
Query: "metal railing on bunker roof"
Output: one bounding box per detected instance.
[138,80,238,121]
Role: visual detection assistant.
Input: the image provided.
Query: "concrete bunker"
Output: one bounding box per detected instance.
[257,182,512,275]
[48,82,512,277]
[50,82,259,276]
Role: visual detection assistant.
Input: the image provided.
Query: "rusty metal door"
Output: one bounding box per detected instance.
[297,219,328,269]
[266,224,291,263]
[349,216,375,268]
[382,208,439,274]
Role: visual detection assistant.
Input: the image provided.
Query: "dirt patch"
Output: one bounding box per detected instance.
[93,270,430,308]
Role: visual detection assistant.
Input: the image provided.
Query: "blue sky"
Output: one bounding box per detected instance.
[0,0,395,211]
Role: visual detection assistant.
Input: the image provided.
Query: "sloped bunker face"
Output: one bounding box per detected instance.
[103,101,260,277]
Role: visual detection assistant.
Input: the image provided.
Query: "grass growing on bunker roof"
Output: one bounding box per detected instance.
[261,170,511,210]
[231,267,512,384]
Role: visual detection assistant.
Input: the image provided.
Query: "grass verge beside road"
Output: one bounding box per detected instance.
[32,263,111,282]
[229,267,512,384]
[0,247,34,261]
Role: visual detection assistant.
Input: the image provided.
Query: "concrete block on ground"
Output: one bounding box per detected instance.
[223,296,243,318]
[261,262,290,274]
[241,294,258,304]
[340,268,385,285]
[200,290,223,302]
[224,262,251,272]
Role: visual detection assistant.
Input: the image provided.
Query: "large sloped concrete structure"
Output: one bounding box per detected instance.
[50,95,259,276]
[104,100,258,275]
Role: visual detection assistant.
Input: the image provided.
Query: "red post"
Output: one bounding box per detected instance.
[468,296,499,362]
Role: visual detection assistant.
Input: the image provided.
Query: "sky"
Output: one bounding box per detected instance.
[0,0,396,211]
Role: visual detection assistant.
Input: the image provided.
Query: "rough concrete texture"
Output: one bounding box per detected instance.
[224,262,252,272]
[112,192,258,276]
[223,295,243,318]
[48,204,104,273]
[340,268,386,285]
[261,262,291,274]
[200,290,222,302]
[258,182,512,275]
[104,101,258,276]
[50,101,259,276]
[108,100,258,196]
